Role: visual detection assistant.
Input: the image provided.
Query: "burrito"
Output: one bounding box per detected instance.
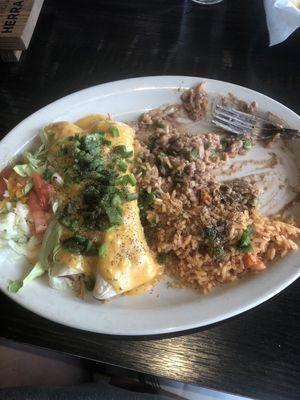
[47,116,159,299]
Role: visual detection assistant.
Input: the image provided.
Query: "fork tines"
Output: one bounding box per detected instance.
[212,105,255,135]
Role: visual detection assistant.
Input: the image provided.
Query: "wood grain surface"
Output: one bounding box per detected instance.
[0,0,39,49]
[0,1,299,399]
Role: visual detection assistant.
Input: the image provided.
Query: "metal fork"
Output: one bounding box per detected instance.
[212,104,300,139]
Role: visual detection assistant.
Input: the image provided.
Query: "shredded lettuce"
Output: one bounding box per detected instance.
[8,219,62,293]
[52,244,61,262]
[13,164,32,177]
[13,129,59,183]
[39,219,62,267]
[4,129,64,293]
[0,202,31,277]
[40,128,55,147]
[16,261,44,291]
[14,137,48,178]
[7,239,29,256]
[39,128,48,146]
[23,179,33,195]
[52,199,59,214]
[0,202,30,245]
[8,279,23,292]
[25,147,46,173]
[25,152,41,171]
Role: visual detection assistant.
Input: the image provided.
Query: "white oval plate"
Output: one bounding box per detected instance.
[0,76,299,336]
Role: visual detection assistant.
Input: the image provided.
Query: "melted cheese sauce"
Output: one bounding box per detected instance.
[126,268,163,295]
[45,121,83,138]
[56,249,97,276]
[100,196,158,292]
[47,116,159,295]
[75,114,109,130]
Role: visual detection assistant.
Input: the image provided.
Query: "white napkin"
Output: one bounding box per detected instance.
[264,0,300,46]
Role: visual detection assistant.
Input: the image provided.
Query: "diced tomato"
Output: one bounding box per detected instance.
[32,172,56,211]
[0,166,13,197]
[28,191,49,235]
[16,175,27,193]
[200,190,212,205]
[243,253,266,271]
[28,173,55,237]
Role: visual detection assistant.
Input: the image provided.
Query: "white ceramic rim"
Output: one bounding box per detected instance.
[0,76,299,336]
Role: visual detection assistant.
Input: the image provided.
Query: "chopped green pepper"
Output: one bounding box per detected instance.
[127,192,138,201]
[210,148,218,158]
[113,145,133,159]
[98,243,107,257]
[62,236,98,256]
[191,148,199,159]
[157,252,167,264]
[238,225,253,252]
[116,160,127,172]
[108,126,120,138]
[213,246,225,260]
[243,138,252,150]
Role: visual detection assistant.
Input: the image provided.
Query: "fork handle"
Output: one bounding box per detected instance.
[280,128,300,137]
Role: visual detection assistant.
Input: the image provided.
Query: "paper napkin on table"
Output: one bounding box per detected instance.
[264,0,300,46]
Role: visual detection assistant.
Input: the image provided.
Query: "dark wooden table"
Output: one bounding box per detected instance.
[0,1,299,399]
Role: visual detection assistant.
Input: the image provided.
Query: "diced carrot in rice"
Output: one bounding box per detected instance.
[243,253,266,271]
[200,190,211,205]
